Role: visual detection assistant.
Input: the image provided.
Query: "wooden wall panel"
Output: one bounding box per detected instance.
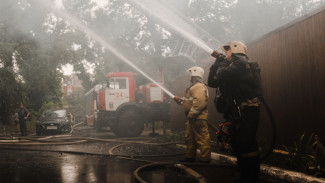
[247,8,325,145]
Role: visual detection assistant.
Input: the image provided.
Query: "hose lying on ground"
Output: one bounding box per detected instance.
[108,142,185,158]
[0,134,184,147]
[133,162,207,183]
[0,134,186,158]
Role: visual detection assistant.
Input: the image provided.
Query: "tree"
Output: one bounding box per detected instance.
[0,1,29,123]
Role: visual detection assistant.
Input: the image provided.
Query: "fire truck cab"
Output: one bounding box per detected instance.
[84,72,169,137]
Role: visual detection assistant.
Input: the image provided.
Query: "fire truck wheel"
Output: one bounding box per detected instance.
[118,110,144,137]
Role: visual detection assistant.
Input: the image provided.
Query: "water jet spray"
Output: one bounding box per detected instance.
[128,0,215,54]
[42,0,175,98]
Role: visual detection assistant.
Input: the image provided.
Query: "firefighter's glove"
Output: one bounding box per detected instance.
[173,96,183,104]
[211,50,219,58]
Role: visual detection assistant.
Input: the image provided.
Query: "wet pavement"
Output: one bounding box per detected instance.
[0,126,293,183]
[0,149,141,183]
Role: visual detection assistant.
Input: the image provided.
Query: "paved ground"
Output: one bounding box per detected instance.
[0,126,294,183]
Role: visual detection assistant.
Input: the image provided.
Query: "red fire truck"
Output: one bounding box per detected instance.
[84,72,170,137]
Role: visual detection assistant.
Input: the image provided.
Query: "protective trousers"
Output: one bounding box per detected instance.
[230,106,260,182]
[185,119,211,162]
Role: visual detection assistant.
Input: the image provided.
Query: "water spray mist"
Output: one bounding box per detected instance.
[43,1,175,98]
[129,0,214,54]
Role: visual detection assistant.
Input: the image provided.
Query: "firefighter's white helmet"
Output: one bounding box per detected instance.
[222,41,247,55]
[187,66,204,79]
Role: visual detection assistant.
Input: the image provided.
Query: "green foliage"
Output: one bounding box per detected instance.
[0,43,25,124]
[14,42,64,110]
[284,133,325,177]
[61,91,85,122]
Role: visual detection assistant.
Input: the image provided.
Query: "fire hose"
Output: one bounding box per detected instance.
[133,163,207,183]
[259,96,276,160]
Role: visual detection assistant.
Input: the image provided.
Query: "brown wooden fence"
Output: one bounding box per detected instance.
[248,7,325,145]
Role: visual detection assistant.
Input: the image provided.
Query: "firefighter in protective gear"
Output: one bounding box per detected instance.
[174,66,211,163]
[208,41,261,182]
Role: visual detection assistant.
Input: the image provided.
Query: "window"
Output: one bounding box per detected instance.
[108,78,127,89]
[115,78,126,89]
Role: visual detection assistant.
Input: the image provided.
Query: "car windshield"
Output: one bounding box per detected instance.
[44,110,66,118]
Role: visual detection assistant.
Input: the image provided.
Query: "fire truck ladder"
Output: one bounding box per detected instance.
[170,31,223,63]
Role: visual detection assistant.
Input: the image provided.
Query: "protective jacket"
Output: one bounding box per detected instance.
[208,54,259,115]
[181,81,209,120]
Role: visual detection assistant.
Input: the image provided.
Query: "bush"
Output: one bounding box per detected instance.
[284,133,325,177]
